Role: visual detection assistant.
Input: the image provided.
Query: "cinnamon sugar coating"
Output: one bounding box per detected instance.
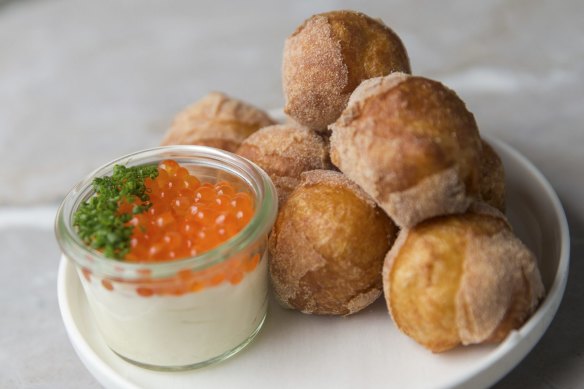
[330,73,483,227]
[161,92,276,152]
[236,124,332,204]
[480,139,506,212]
[383,209,544,352]
[269,170,398,315]
[283,10,411,131]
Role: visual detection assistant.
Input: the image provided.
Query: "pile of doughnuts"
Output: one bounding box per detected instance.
[161,10,544,353]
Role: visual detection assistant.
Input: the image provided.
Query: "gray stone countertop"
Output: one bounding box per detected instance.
[0,0,582,388]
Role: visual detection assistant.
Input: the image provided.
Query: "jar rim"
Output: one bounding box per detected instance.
[55,145,278,280]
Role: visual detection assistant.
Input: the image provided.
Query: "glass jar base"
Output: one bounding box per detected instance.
[111,312,267,371]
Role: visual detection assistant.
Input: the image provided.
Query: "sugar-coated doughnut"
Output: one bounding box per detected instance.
[383,207,544,352]
[330,73,483,227]
[161,92,276,152]
[237,124,332,204]
[269,170,398,315]
[283,10,411,131]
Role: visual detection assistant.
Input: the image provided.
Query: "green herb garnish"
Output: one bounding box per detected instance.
[74,164,159,259]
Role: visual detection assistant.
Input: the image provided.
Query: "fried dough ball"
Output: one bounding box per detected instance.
[330,73,483,227]
[237,124,333,204]
[269,170,398,315]
[383,207,544,352]
[283,10,411,131]
[161,92,276,152]
[480,139,506,212]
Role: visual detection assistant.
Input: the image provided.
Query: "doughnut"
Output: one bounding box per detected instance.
[383,207,544,352]
[269,170,398,315]
[330,73,483,227]
[283,10,411,131]
[237,124,332,204]
[161,92,276,152]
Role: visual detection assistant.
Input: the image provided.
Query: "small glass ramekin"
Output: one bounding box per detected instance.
[55,146,278,370]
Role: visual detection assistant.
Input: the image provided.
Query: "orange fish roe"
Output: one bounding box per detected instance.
[124,159,255,263]
[138,253,262,297]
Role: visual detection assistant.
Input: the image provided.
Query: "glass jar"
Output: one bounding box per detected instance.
[55,146,278,370]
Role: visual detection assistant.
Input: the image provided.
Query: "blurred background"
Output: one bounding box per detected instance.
[0,0,582,387]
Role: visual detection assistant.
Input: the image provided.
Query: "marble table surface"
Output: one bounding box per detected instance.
[1,0,582,387]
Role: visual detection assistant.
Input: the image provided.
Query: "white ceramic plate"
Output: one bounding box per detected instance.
[57,136,569,389]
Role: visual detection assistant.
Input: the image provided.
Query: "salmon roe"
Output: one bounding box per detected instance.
[123,159,254,262]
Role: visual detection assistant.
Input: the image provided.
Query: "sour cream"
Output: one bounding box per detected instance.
[78,256,268,368]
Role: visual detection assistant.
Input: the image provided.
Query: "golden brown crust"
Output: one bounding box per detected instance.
[330,73,483,227]
[383,211,544,352]
[236,124,332,204]
[283,10,411,131]
[479,139,506,212]
[269,170,398,315]
[161,92,276,152]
